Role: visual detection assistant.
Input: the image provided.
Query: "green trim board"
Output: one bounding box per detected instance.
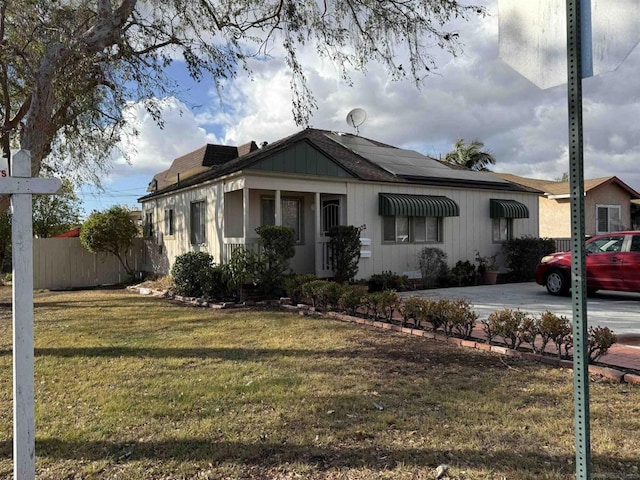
[251,142,353,178]
[379,193,460,217]
[490,199,529,218]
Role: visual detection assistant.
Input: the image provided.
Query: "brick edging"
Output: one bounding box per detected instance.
[323,311,634,385]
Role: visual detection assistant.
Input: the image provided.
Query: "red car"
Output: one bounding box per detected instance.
[535,231,640,295]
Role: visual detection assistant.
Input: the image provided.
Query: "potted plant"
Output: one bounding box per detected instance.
[475,251,499,285]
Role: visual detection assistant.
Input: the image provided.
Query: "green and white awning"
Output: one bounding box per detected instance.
[379,193,459,217]
[490,199,529,218]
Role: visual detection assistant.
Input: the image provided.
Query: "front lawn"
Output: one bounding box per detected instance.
[0,287,638,479]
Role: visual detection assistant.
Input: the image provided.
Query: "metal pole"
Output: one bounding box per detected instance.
[566,0,591,478]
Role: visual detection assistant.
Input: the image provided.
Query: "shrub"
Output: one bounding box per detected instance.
[200,265,234,301]
[361,290,400,322]
[171,252,215,297]
[338,284,368,315]
[448,260,477,286]
[417,247,449,287]
[501,236,557,282]
[483,308,533,350]
[443,298,478,338]
[399,296,428,327]
[302,280,343,311]
[368,271,410,292]
[282,273,317,303]
[328,225,365,283]
[587,326,617,363]
[425,298,452,332]
[536,311,572,356]
[255,225,296,297]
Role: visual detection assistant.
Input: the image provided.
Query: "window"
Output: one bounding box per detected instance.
[164,208,174,236]
[261,197,303,243]
[144,212,154,238]
[492,217,512,242]
[596,205,622,234]
[190,200,206,244]
[383,216,441,243]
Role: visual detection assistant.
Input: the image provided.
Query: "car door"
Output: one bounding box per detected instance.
[585,235,626,290]
[621,234,640,292]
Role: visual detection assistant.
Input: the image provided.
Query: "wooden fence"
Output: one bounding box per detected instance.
[32,238,154,290]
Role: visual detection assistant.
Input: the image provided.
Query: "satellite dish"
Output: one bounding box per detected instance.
[346,108,367,134]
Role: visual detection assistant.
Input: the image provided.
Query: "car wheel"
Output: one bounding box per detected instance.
[545,270,569,296]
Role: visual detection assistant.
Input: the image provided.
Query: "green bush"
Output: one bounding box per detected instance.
[282,273,317,303]
[586,326,617,363]
[417,247,449,288]
[200,265,234,301]
[501,236,557,282]
[536,311,572,356]
[443,298,478,338]
[483,308,533,349]
[398,296,428,328]
[338,284,368,315]
[328,225,365,283]
[448,260,477,286]
[171,252,215,297]
[301,280,344,311]
[255,225,296,297]
[368,271,410,292]
[361,290,400,322]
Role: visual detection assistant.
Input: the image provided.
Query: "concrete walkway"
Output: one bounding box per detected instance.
[400,282,640,373]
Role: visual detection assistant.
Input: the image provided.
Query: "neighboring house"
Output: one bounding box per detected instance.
[497,174,640,238]
[138,128,540,279]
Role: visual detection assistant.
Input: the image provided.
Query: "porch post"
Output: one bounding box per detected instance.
[242,188,250,239]
[275,190,281,226]
[315,192,322,276]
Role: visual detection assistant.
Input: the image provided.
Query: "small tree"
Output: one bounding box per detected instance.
[328,225,365,283]
[80,206,139,277]
[255,225,296,297]
[33,179,83,238]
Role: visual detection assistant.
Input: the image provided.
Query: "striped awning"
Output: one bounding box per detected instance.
[490,199,529,218]
[379,193,459,217]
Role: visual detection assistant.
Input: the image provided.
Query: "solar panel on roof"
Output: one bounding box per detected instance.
[326,133,510,184]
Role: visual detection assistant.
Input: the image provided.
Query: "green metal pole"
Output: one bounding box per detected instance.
[566,0,591,478]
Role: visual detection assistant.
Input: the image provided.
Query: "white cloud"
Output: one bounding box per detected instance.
[103,0,640,200]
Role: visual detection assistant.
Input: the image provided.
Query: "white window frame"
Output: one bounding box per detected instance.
[492,217,512,243]
[596,204,622,234]
[190,200,206,245]
[164,208,174,237]
[382,216,442,243]
[144,211,154,238]
[261,196,304,244]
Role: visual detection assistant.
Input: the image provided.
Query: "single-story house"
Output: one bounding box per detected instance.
[138,128,540,279]
[496,174,640,238]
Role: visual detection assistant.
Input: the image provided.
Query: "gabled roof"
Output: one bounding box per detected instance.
[497,174,640,199]
[147,142,259,192]
[140,128,536,201]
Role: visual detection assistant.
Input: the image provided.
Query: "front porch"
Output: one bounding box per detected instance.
[221,186,346,278]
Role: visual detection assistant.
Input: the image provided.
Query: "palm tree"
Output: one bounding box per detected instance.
[444,139,496,171]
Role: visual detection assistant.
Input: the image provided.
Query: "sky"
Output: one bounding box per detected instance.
[76,0,640,216]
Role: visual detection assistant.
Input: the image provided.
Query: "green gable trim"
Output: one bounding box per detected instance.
[379,193,460,217]
[251,142,353,178]
[490,199,529,218]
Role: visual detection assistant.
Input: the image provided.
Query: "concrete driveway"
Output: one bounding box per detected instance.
[401,282,640,340]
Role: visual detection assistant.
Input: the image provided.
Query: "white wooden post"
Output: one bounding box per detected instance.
[1,150,61,480]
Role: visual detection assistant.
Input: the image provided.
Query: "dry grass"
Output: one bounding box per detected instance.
[0,286,639,479]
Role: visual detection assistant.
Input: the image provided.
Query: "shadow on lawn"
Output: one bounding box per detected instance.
[0,437,632,476]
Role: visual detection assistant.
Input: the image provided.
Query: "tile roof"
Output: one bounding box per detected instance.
[140,128,536,201]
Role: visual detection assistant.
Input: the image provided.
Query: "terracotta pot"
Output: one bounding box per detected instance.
[481,270,499,285]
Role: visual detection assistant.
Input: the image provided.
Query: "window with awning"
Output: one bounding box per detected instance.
[489,199,529,218]
[379,193,460,217]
